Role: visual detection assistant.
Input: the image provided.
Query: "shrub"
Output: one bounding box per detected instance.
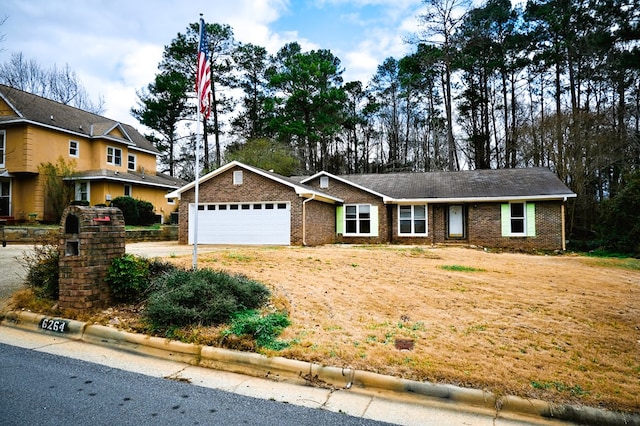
[144,269,270,330]
[105,254,148,303]
[105,254,178,304]
[597,172,640,256]
[22,240,60,300]
[136,200,156,226]
[111,196,139,225]
[223,310,291,350]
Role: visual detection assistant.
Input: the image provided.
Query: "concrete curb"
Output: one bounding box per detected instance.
[2,310,639,426]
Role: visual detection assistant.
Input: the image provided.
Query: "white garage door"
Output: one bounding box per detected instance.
[188,202,290,245]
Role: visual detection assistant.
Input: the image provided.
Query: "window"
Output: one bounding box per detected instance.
[75,182,89,201]
[127,154,136,170]
[107,146,122,166]
[345,204,371,234]
[510,203,525,234]
[0,130,5,168]
[124,184,132,197]
[398,205,427,235]
[233,170,243,185]
[320,176,329,189]
[501,202,536,237]
[69,140,79,157]
[0,179,10,216]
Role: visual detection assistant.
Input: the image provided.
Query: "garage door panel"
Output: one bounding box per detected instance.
[189,203,290,245]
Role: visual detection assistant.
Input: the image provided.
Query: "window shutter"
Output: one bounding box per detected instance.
[501,204,510,236]
[526,203,536,236]
[370,206,379,237]
[336,205,344,234]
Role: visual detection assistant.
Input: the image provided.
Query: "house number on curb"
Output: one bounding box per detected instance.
[39,318,69,333]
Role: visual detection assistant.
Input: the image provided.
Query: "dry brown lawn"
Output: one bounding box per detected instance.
[167,245,640,414]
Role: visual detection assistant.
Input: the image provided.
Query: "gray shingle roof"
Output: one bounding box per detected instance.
[0,84,158,154]
[339,168,574,199]
[66,169,186,189]
[296,167,575,201]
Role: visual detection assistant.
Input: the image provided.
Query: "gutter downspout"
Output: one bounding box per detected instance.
[561,197,567,251]
[302,194,316,246]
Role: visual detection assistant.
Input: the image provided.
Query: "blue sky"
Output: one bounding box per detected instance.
[1,0,424,127]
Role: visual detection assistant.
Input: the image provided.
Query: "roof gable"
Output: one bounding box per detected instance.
[302,171,389,200]
[0,84,157,153]
[166,161,343,203]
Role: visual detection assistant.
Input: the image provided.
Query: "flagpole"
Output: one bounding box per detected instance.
[192,14,203,270]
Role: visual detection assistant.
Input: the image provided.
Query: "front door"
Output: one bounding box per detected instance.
[448,204,464,238]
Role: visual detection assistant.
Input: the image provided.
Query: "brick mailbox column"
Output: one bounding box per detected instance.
[58,206,125,310]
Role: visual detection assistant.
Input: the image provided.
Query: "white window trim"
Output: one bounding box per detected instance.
[127,153,136,171]
[398,204,428,236]
[75,181,90,202]
[233,170,243,185]
[0,130,5,168]
[344,204,374,236]
[124,184,132,197]
[107,146,122,166]
[320,176,329,189]
[69,140,79,158]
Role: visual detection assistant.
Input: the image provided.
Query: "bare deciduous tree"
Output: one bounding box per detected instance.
[0,52,105,114]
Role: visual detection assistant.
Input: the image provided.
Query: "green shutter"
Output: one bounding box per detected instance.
[336,205,344,234]
[370,205,379,237]
[501,204,510,236]
[526,203,536,236]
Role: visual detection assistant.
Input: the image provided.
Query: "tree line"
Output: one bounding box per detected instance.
[1,1,638,252]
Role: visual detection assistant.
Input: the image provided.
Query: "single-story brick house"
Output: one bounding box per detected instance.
[167,161,576,250]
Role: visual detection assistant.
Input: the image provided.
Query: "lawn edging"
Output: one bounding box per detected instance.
[1,310,638,426]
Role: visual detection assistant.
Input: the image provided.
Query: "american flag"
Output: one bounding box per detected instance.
[197,18,212,119]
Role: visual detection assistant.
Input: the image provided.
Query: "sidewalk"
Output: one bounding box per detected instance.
[0,320,564,426]
[2,242,636,425]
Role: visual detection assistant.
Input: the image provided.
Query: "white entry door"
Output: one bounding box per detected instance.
[189,202,291,245]
[448,205,464,238]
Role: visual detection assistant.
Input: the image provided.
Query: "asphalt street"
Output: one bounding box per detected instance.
[0,343,393,426]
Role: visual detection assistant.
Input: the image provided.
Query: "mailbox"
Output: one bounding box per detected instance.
[58,205,125,310]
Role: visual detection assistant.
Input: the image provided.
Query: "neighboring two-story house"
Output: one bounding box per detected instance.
[0,84,184,224]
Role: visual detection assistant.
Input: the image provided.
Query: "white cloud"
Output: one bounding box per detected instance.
[2,0,428,128]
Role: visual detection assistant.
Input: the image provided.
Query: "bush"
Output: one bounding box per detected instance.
[597,172,640,256]
[136,200,156,226]
[223,310,291,350]
[111,196,139,225]
[105,254,148,303]
[105,254,178,304]
[23,242,59,299]
[111,196,157,226]
[144,269,270,330]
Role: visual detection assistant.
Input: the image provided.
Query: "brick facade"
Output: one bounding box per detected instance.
[177,165,568,251]
[177,166,336,246]
[465,201,563,250]
[58,206,125,310]
[303,176,388,244]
